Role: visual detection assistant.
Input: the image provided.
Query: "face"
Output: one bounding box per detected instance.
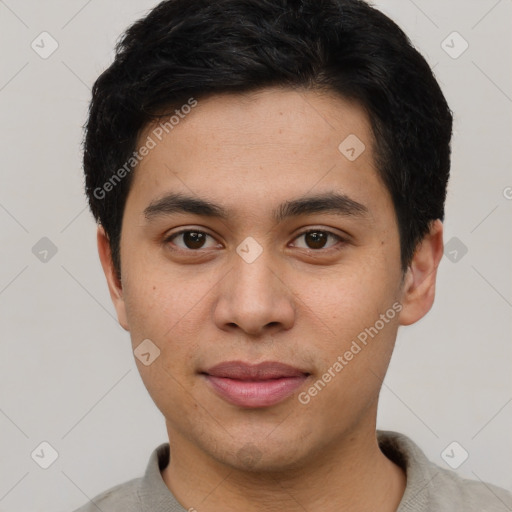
[99,87,441,472]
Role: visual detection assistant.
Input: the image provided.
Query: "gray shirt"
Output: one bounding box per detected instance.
[73,430,512,511]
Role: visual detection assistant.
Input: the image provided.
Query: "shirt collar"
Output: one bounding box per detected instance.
[136,431,438,511]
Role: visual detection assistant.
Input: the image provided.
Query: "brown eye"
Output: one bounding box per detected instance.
[166,230,218,250]
[182,231,207,249]
[304,231,328,249]
[293,230,343,250]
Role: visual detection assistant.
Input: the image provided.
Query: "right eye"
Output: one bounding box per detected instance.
[164,229,221,251]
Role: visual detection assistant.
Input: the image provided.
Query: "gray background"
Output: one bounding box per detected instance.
[0,0,511,510]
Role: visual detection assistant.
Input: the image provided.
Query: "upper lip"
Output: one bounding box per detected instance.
[203,361,310,380]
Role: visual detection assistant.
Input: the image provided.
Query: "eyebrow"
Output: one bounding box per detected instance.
[143,191,369,223]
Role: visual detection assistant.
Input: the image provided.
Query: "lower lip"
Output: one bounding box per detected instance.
[203,374,309,408]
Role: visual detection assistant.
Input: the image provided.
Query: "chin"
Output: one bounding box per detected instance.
[210,436,311,474]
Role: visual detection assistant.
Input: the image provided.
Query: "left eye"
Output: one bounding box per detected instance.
[292,230,342,250]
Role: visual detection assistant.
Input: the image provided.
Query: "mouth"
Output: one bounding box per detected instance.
[200,361,311,408]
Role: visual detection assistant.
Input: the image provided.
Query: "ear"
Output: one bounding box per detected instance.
[398,219,444,326]
[97,225,129,331]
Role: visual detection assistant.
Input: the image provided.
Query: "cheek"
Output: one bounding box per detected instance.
[295,256,402,388]
[121,271,206,416]
[121,269,198,359]
[299,274,400,423]
[304,260,400,328]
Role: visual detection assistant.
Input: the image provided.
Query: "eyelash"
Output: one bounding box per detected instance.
[163,228,348,254]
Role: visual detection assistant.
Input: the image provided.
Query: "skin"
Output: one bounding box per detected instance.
[98,87,444,511]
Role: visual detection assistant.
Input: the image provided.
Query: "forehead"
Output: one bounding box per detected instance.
[126,87,390,222]
[139,87,372,160]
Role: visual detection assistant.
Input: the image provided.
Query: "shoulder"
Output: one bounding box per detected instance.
[427,462,512,511]
[71,476,142,512]
[71,443,172,512]
[377,430,512,511]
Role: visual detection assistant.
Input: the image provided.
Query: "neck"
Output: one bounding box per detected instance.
[161,421,406,512]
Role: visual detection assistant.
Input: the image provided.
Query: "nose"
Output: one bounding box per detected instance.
[212,246,296,337]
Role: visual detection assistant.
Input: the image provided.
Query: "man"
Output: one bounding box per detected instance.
[75,0,512,510]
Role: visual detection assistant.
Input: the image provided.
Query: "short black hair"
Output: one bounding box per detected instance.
[84,0,453,278]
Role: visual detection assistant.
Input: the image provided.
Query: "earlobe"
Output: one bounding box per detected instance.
[97,226,130,331]
[398,220,444,326]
